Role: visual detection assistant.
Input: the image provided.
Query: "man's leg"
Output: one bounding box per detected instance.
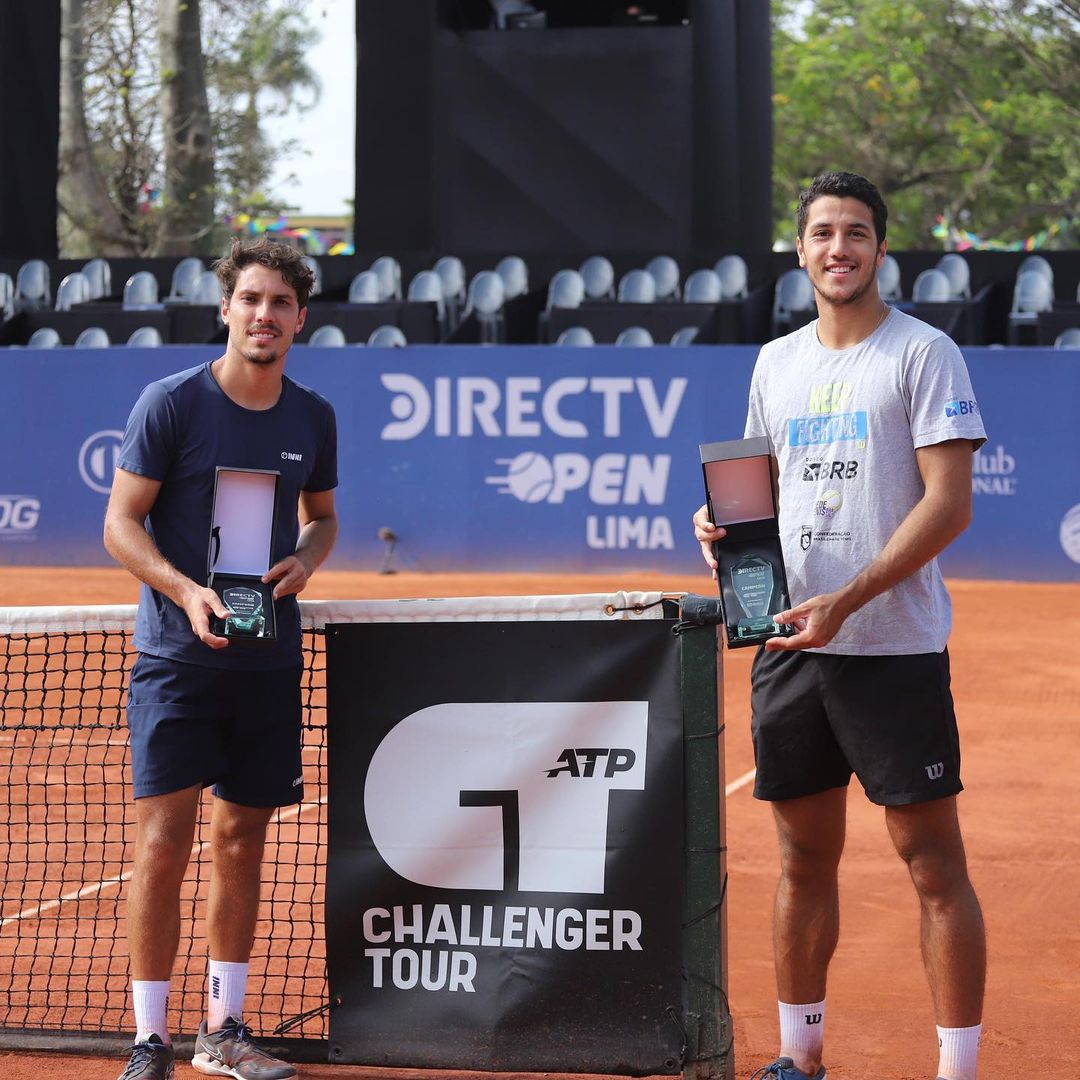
[886,796,985,1078]
[771,785,848,1076]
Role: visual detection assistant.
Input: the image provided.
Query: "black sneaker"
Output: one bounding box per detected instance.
[749,1058,826,1080]
[117,1035,175,1080]
[192,1016,297,1079]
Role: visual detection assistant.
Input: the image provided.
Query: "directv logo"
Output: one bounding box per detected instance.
[944,400,979,417]
[78,430,125,494]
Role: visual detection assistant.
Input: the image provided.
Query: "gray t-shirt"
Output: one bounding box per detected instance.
[118,362,338,669]
[745,307,986,655]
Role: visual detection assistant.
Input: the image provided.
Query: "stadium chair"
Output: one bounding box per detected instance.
[27,327,61,348]
[55,272,91,311]
[555,326,595,346]
[579,255,615,300]
[15,259,50,311]
[877,253,902,302]
[670,326,699,345]
[1017,254,1053,286]
[81,258,112,300]
[370,255,402,301]
[645,255,680,300]
[614,326,654,347]
[303,255,323,298]
[935,253,971,300]
[911,268,952,304]
[1007,270,1055,343]
[406,270,448,337]
[0,272,12,319]
[546,269,586,311]
[683,269,722,305]
[348,271,381,304]
[433,255,467,330]
[122,270,161,309]
[1053,327,1080,349]
[308,325,347,347]
[368,325,407,347]
[74,326,111,348]
[495,255,529,300]
[713,255,749,300]
[127,326,164,347]
[617,269,656,304]
[166,257,204,302]
[191,271,223,306]
[464,270,506,345]
[772,268,815,335]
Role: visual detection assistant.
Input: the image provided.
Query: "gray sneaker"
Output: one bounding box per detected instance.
[749,1058,826,1080]
[117,1035,175,1080]
[191,1017,297,1079]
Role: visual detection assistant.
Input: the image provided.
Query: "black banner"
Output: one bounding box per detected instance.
[326,620,684,1073]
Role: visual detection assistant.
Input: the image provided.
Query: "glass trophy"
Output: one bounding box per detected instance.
[728,553,784,642]
[221,585,267,639]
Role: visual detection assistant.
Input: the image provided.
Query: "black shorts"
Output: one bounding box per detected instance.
[749,648,963,806]
[127,653,304,807]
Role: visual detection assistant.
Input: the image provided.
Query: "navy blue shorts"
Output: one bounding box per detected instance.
[750,648,963,806]
[127,653,304,806]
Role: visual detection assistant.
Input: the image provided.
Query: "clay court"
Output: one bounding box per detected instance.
[1,566,1077,1080]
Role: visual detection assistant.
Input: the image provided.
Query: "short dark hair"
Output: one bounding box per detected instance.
[797,172,888,246]
[213,238,316,309]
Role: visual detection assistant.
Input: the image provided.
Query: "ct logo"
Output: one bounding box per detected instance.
[364,701,648,894]
[78,430,124,494]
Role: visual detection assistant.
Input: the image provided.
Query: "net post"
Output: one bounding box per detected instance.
[679,621,733,1080]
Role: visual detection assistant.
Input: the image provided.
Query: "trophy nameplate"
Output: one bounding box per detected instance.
[206,467,280,645]
[700,437,796,649]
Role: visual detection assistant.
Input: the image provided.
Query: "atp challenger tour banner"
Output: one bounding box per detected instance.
[0,345,1076,579]
[324,619,684,1073]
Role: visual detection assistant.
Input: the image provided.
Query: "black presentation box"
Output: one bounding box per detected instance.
[206,466,280,644]
[699,437,796,649]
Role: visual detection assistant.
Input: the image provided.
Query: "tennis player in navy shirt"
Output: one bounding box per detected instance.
[105,239,338,1080]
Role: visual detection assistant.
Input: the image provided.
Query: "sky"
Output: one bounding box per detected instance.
[265,0,356,217]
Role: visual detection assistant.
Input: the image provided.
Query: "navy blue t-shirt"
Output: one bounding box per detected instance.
[117,363,337,669]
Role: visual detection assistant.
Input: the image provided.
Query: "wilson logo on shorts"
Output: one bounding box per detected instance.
[925,762,945,780]
[364,701,648,894]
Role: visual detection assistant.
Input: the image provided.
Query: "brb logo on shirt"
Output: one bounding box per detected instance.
[944,400,979,418]
[364,701,648,894]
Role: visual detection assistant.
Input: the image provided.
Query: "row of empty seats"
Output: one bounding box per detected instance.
[19,324,411,349]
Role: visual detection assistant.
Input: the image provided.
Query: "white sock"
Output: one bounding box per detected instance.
[132,980,171,1045]
[207,959,249,1032]
[937,1023,981,1080]
[778,998,825,1065]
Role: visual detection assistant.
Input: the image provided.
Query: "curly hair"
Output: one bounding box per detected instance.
[797,172,888,245]
[213,238,316,309]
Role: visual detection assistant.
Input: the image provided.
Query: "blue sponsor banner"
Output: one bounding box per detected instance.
[0,345,1077,580]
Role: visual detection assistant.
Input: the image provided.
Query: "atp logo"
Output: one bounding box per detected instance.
[364,701,648,894]
[78,430,124,493]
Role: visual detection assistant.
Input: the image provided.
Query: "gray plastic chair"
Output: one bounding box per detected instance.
[15,260,50,310]
[936,253,971,300]
[127,326,164,347]
[713,255,749,300]
[407,270,447,322]
[617,269,657,304]
[495,256,529,300]
[465,270,506,345]
[1017,254,1053,285]
[348,271,381,305]
[192,271,223,306]
[670,326,699,346]
[123,271,161,309]
[302,255,323,298]
[27,327,61,348]
[579,256,615,301]
[0,272,13,318]
[308,325,347,347]
[911,268,952,304]
[55,272,91,312]
[877,254,902,302]
[773,268,815,333]
[370,255,402,301]
[1010,270,1054,315]
[645,255,680,300]
[368,325,407,347]
[1053,327,1080,349]
[614,326,654,347]
[683,269,722,305]
[166,257,204,302]
[74,326,111,348]
[433,256,467,304]
[555,326,595,347]
[81,258,112,300]
[546,269,586,311]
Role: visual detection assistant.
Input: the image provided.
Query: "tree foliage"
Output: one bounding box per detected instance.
[771,0,1080,248]
[58,0,320,257]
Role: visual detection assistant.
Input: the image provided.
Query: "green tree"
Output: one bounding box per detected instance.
[771,0,1080,248]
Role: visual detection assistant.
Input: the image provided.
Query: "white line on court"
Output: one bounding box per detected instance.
[0,796,328,930]
[725,767,756,797]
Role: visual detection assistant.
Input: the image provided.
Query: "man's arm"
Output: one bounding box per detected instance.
[263,488,338,599]
[103,467,231,648]
[767,438,974,651]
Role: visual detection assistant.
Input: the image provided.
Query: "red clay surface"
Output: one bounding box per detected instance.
[1,567,1078,1079]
